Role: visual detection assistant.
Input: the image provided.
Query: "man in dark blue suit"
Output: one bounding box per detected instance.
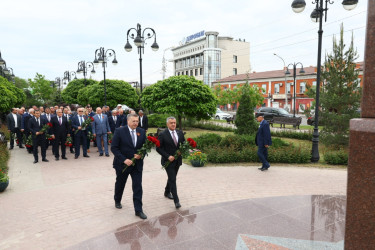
[111,113,147,220]
[255,114,272,171]
[51,109,69,160]
[108,110,121,134]
[71,107,90,159]
[28,110,49,163]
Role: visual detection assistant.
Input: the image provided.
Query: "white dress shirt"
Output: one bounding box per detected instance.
[12,113,18,128]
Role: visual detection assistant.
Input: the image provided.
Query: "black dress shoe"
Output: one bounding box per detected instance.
[261,167,269,171]
[70,150,75,154]
[83,155,90,158]
[55,158,59,161]
[33,160,38,164]
[19,146,24,148]
[75,156,79,159]
[135,211,147,220]
[164,193,174,200]
[258,167,264,170]
[105,154,110,157]
[99,153,103,156]
[42,159,49,162]
[9,147,13,150]
[175,202,181,209]
[62,157,68,160]
[115,202,122,209]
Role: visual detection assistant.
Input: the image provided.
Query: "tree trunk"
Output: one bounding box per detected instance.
[178,115,182,131]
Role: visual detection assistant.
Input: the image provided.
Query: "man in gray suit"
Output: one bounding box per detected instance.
[7,108,24,150]
[92,107,111,157]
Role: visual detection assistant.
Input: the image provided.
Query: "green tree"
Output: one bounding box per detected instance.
[77,79,138,109]
[320,24,361,147]
[61,79,97,105]
[235,81,264,135]
[28,73,55,105]
[0,76,17,113]
[214,84,242,108]
[14,76,28,89]
[141,75,218,130]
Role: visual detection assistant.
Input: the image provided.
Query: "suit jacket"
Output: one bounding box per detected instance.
[156,129,185,166]
[21,112,30,130]
[51,115,69,137]
[118,115,125,127]
[6,113,22,131]
[108,115,121,133]
[138,115,148,131]
[42,113,53,123]
[71,115,88,135]
[111,126,146,172]
[92,114,110,135]
[255,120,272,147]
[28,116,47,137]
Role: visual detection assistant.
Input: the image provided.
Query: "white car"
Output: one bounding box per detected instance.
[214,108,232,120]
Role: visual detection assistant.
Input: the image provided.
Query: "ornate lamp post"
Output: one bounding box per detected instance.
[291,0,358,162]
[274,53,289,111]
[93,47,118,106]
[285,62,305,117]
[63,71,77,83]
[76,60,95,86]
[124,23,159,93]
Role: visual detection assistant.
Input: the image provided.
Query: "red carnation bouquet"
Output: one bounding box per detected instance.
[39,122,52,134]
[122,136,160,173]
[65,136,73,147]
[108,133,113,144]
[46,134,54,141]
[163,138,197,169]
[25,135,33,148]
[75,116,94,134]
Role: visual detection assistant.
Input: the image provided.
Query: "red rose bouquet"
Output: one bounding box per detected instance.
[163,138,197,169]
[25,135,33,148]
[74,116,94,134]
[39,122,52,134]
[46,134,54,141]
[108,133,113,144]
[64,136,73,147]
[88,131,95,142]
[122,136,160,173]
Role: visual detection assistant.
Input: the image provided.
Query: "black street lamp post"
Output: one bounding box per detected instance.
[0,51,15,81]
[124,23,159,93]
[285,62,305,118]
[76,61,95,86]
[93,47,118,106]
[291,0,358,162]
[63,71,77,84]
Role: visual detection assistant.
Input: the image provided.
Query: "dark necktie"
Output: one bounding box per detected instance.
[37,118,40,127]
[172,131,178,146]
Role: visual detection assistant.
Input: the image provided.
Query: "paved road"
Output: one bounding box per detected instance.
[0,146,347,249]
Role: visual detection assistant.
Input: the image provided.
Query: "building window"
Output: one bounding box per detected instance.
[274,83,280,94]
[262,84,267,94]
[233,55,237,63]
[200,68,203,75]
[186,71,188,75]
[300,82,306,93]
[190,70,193,76]
[233,68,237,75]
[312,81,317,86]
[195,69,198,76]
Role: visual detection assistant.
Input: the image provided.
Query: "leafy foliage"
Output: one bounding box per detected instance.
[320,24,361,147]
[234,81,263,135]
[28,73,55,105]
[141,75,217,130]
[62,79,97,104]
[324,150,348,165]
[0,76,26,112]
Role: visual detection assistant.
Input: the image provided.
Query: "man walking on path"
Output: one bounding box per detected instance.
[255,114,272,171]
[6,108,23,150]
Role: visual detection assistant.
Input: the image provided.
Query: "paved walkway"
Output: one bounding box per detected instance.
[0,146,347,249]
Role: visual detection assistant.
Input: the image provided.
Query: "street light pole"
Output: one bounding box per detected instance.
[63,71,77,84]
[274,53,289,111]
[77,61,95,86]
[291,0,358,162]
[93,47,118,106]
[286,62,305,117]
[124,23,159,93]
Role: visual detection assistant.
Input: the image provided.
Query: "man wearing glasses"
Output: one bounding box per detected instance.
[71,108,90,159]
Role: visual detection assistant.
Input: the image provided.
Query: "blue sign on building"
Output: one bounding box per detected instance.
[186,31,205,43]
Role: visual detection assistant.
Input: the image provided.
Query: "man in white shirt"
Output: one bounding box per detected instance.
[6,108,23,149]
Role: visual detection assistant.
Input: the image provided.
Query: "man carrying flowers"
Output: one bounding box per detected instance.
[28,109,49,163]
[71,107,91,159]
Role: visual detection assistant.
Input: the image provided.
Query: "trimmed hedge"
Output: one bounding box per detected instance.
[189,122,235,132]
[324,150,348,165]
[271,130,313,141]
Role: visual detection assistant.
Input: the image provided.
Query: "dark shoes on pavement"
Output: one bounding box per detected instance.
[164,192,174,200]
[175,202,181,209]
[62,157,68,160]
[33,160,38,164]
[106,154,110,157]
[99,153,103,156]
[258,167,269,171]
[42,159,49,162]
[115,202,122,209]
[135,211,147,220]
[83,155,90,158]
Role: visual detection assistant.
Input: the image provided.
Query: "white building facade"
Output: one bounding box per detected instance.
[172,31,250,87]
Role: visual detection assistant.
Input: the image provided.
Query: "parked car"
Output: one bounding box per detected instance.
[214,108,232,120]
[255,107,294,123]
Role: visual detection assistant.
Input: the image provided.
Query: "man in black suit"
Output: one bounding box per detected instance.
[71,107,90,159]
[6,108,24,149]
[22,108,34,154]
[156,117,185,209]
[51,109,69,161]
[28,110,49,163]
[255,114,272,171]
[138,110,148,132]
[108,110,121,133]
[111,113,147,220]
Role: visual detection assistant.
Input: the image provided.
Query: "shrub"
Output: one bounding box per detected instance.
[148,114,171,128]
[190,123,235,132]
[193,133,222,151]
[271,130,313,140]
[324,150,348,165]
[219,134,255,150]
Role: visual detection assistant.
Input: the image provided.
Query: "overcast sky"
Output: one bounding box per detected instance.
[0,0,368,85]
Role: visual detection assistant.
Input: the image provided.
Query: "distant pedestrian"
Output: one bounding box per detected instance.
[255,115,272,171]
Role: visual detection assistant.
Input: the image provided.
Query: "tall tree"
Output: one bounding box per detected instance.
[141,75,218,130]
[61,79,97,104]
[0,76,17,113]
[320,24,361,147]
[28,73,55,105]
[235,81,263,135]
[14,76,28,89]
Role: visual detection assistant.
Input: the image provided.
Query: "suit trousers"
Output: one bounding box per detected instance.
[33,135,46,161]
[114,167,143,212]
[10,128,22,148]
[74,131,87,156]
[257,146,270,169]
[53,135,67,158]
[96,133,108,154]
[165,160,180,203]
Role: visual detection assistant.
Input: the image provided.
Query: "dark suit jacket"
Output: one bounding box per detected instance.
[255,120,272,147]
[111,126,146,172]
[156,129,185,166]
[6,113,22,131]
[138,115,148,131]
[28,116,47,137]
[51,115,69,138]
[108,115,121,133]
[71,115,88,135]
